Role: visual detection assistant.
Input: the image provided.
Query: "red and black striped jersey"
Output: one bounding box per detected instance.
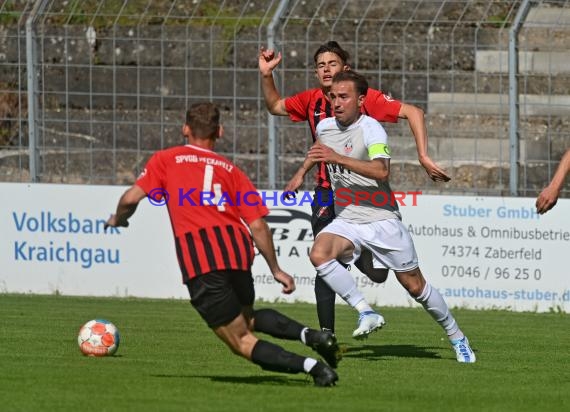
[136,144,268,281]
[285,87,402,187]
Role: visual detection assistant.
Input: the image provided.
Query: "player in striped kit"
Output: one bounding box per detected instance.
[105,102,341,385]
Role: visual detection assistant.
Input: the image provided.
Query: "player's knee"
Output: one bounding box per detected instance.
[242,307,255,331]
[309,246,330,267]
[396,268,425,297]
[231,333,258,359]
[407,282,424,298]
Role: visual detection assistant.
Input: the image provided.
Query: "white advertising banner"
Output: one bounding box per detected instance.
[0,183,568,312]
[401,196,569,312]
[0,183,183,298]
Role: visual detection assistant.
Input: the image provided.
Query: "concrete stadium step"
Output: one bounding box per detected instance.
[475,5,570,75]
[386,113,569,164]
[428,93,570,116]
[389,136,510,163]
[388,135,564,166]
[488,5,570,50]
[476,50,570,74]
[32,108,568,169]
[526,5,570,28]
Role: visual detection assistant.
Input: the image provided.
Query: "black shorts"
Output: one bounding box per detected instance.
[186,270,255,328]
[311,186,336,235]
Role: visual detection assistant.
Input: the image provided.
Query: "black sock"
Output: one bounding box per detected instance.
[315,275,336,332]
[304,329,325,347]
[254,308,305,340]
[251,340,306,374]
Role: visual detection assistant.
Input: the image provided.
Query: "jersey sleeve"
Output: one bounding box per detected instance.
[362,89,402,123]
[315,118,326,139]
[284,90,311,122]
[362,118,391,160]
[135,152,165,194]
[233,167,269,224]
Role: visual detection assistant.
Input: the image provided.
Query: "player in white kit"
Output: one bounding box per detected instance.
[285,70,476,363]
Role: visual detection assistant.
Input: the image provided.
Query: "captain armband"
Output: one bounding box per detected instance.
[368,143,391,159]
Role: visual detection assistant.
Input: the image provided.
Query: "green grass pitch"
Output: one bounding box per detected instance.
[0,294,568,411]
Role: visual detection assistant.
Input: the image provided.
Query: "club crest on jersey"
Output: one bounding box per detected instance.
[344,141,353,155]
[317,206,331,218]
[384,94,394,102]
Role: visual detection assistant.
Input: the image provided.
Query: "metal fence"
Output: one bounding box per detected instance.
[0,0,569,197]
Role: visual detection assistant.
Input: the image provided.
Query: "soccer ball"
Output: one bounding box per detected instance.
[77,319,120,357]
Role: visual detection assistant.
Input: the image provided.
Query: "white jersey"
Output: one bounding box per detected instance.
[316,115,400,223]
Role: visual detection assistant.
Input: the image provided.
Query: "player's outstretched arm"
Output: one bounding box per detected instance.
[398,103,450,182]
[104,185,146,230]
[536,148,570,214]
[249,217,295,294]
[258,47,289,116]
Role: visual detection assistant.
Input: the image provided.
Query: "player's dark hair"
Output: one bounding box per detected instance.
[313,41,350,65]
[332,71,368,96]
[185,102,220,139]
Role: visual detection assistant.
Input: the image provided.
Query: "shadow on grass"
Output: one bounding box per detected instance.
[341,344,442,360]
[151,373,310,386]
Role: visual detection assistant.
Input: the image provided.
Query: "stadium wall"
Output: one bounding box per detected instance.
[1,182,568,313]
[1,1,569,198]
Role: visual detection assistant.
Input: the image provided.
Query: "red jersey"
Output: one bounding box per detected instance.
[285,87,401,187]
[136,144,268,281]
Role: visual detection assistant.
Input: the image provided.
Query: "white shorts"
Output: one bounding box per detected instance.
[317,218,419,272]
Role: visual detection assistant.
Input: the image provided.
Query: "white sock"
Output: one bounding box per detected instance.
[415,283,463,340]
[316,259,371,311]
[300,327,309,344]
[303,358,318,373]
[355,300,374,314]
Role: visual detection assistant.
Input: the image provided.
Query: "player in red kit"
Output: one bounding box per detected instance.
[259,41,451,334]
[105,102,340,386]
